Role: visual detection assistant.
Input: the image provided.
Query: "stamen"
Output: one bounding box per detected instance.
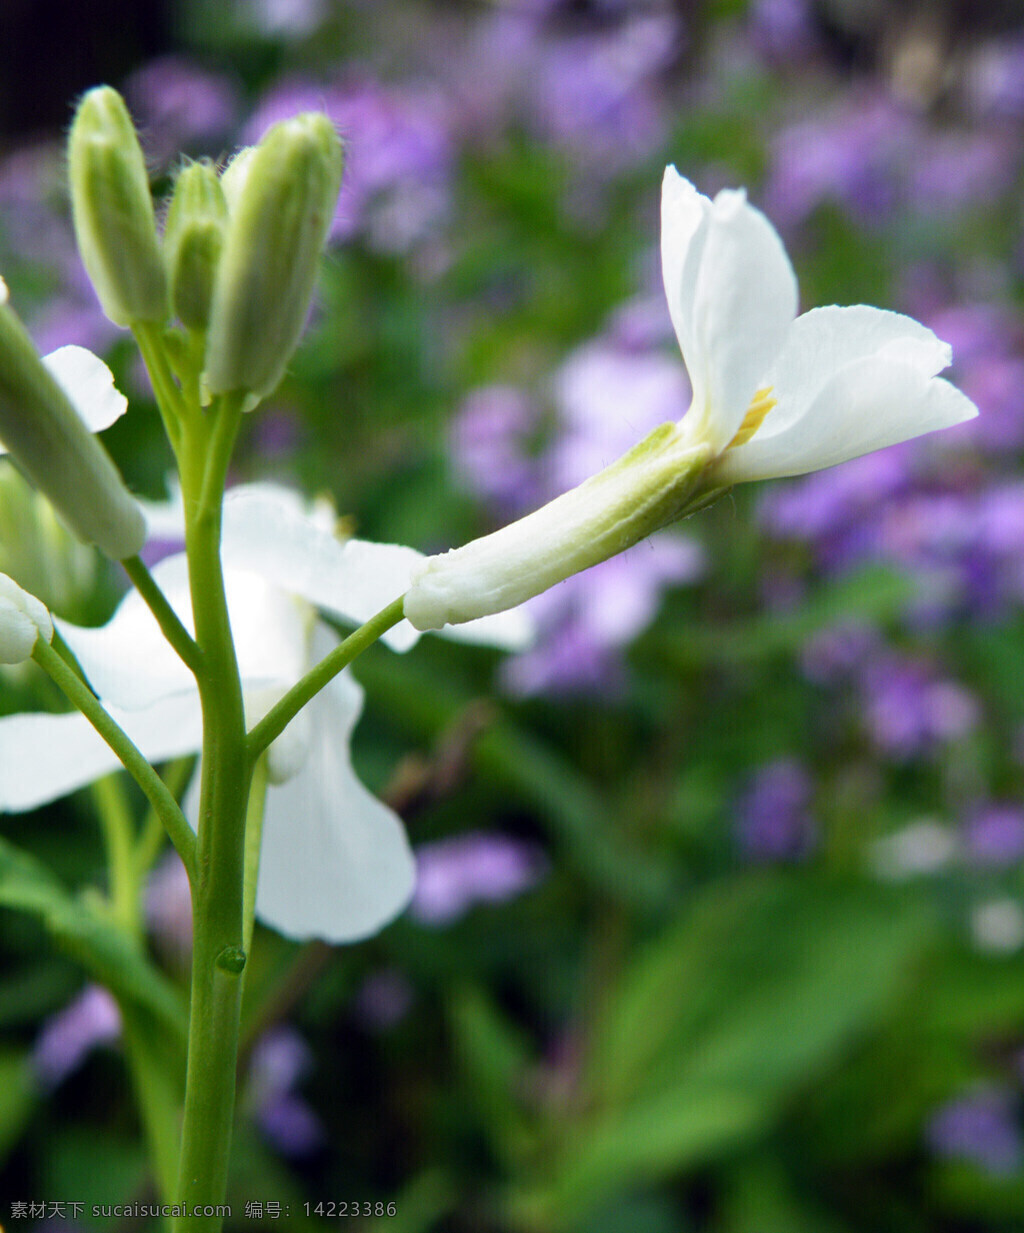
[728,386,776,449]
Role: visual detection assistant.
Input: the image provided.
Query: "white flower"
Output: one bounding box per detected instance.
[0,483,531,943]
[403,167,977,631]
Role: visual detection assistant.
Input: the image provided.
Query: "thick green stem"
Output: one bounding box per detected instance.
[32,638,196,880]
[246,597,406,763]
[173,392,249,1231]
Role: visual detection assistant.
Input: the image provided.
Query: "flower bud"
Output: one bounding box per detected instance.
[68,86,168,327]
[163,161,228,332]
[0,292,145,560]
[0,573,52,664]
[205,114,343,402]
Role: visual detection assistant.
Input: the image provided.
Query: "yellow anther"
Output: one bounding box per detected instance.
[728,386,776,449]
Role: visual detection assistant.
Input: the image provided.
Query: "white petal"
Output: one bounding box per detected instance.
[44,346,128,433]
[718,356,978,482]
[660,167,711,362]
[757,305,955,440]
[58,555,310,710]
[0,692,202,813]
[251,666,415,943]
[0,346,128,459]
[677,188,797,452]
[56,555,195,709]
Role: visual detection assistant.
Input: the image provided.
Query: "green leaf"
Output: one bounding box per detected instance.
[0,1048,35,1164]
[531,873,932,1224]
[0,834,186,1038]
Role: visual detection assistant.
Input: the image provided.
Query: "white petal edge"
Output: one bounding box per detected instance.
[757,305,955,441]
[181,642,415,944]
[0,692,202,813]
[660,167,711,364]
[44,346,128,433]
[718,356,978,482]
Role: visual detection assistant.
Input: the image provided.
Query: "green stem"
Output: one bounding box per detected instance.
[242,757,268,958]
[246,597,406,764]
[133,321,189,453]
[121,1006,186,1213]
[122,555,204,676]
[173,391,250,1231]
[32,638,197,881]
[91,773,139,931]
[135,756,197,882]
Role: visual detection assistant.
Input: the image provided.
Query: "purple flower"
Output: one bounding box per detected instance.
[927,1091,1023,1175]
[747,0,820,62]
[501,536,703,695]
[352,968,414,1031]
[125,57,239,165]
[145,851,193,959]
[244,76,453,253]
[858,653,978,759]
[964,805,1024,868]
[247,1027,323,1157]
[800,621,878,684]
[450,385,545,514]
[410,831,545,926]
[967,37,1024,121]
[734,758,816,863]
[33,985,121,1091]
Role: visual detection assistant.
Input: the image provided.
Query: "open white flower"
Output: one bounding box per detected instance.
[404,167,977,631]
[0,483,531,943]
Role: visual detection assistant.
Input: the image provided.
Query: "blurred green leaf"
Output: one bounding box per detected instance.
[0,1048,35,1164]
[523,873,932,1224]
[0,834,186,1038]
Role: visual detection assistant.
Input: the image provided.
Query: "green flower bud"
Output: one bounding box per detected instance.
[68,86,168,327]
[0,287,145,560]
[205,113,343,402]
[164,161,228,332]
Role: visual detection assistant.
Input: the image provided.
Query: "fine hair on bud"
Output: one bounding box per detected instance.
[204,113,343,403]
[68,85,168,327]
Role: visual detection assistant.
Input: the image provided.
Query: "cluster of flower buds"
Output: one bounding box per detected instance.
[70,85,344,405]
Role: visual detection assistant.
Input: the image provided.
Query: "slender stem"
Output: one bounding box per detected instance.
[247,597,406,764]
[133,321,188,453]
[122,556,204,676]
[91,773,140,931]
[135,756,197,882]
[32,638,197,881]
[120,1006,186,1214]
[173,391,250,1231]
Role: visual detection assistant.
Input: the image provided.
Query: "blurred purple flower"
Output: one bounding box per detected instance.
[125,56,239,165]
[353,968,415,1031]
[244,76,453,253]
[967,37,1024,121]
[734,758,816,863]
[247,1027,323,1157]
[33,984,121,1091]
[765,93,912,227]
[964,804,1024,868]
[146,850,193,959]
[531,13,675,167]
[800,621,878,684]
[450,385,545,514]
[748,0,820,62]
[410,831,545,925]
[927,1090,1023,1175]
[548,339,690,492]
[858,653,978,759]
[502,536,703,695]
[246,0,325,37]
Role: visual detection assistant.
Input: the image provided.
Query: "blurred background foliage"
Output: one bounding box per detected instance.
[3,0,1024,1229]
